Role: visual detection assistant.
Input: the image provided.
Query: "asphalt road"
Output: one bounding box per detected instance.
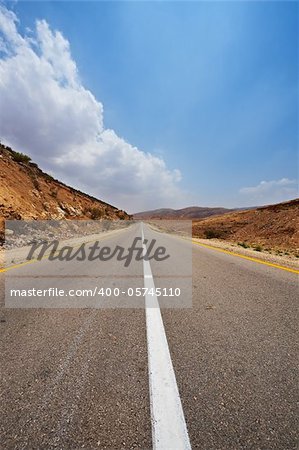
[0,223,298,449]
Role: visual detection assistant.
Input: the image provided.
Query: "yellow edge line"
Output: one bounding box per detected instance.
[192,240,299,274]
[0,259,38,273]
[1,232,298,275]
[0,230,126,274]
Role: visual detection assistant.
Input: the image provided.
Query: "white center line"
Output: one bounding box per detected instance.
[141,223,191,450]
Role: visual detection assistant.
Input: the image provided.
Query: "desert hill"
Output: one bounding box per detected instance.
[134,206,235,220]
[192,199,299,255]
[0,143,130,240]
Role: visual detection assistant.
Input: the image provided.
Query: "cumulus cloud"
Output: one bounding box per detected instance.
[240,178,298,205]
[0,5,183,212]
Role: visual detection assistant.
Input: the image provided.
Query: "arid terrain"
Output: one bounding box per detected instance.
[1,144,298,256]
[0,144,130,242]
[192,199,299,256]
[135,200,298,256]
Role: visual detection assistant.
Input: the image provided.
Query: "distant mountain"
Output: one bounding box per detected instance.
[0,143,130,241]
[134,206,236,220]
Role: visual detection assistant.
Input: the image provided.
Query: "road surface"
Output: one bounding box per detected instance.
[0,223,298,449]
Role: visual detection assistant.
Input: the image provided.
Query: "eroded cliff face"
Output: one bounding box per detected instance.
[0,144,131,241]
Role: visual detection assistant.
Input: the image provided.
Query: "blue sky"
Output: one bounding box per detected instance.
[0,1,298,211]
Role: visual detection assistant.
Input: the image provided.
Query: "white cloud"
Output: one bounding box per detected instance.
[0,5,183,212]
[240,178,298,205]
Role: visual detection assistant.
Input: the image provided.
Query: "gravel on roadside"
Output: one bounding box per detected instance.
[192,237,299,271]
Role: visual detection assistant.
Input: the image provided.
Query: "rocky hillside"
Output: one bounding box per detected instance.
[0,144,130,239]
[193,199,299,255]
[134,206,235,220]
